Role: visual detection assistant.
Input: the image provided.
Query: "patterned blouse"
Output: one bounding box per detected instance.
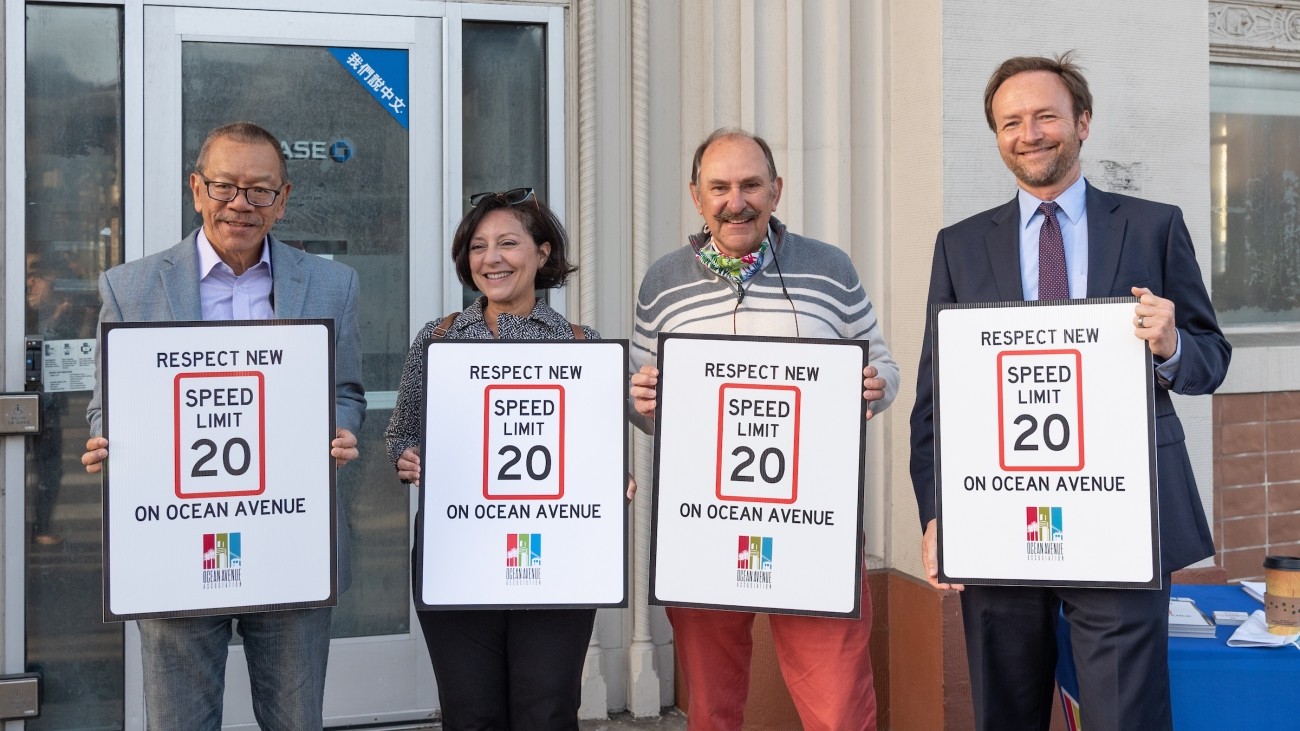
[384,295,599,467]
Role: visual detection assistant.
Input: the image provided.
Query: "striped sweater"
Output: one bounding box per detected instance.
[632,217,899,432]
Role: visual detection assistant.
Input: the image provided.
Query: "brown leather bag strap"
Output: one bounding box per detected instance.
[571,323,585,340]
[431,313,459,339]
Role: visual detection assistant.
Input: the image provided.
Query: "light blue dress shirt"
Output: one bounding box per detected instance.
[1016,176,1181,380]
[1017,175,1089,301]
[196,228,274,321]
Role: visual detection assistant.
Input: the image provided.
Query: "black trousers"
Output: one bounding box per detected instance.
[960,581,1173,731]
[418,606,597,731]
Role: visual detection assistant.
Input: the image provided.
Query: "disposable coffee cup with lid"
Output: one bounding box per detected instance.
[1263,555,1300,636]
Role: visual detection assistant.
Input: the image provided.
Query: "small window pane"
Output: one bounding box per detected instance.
[461,21,547,308]
[1210,64,1300,326]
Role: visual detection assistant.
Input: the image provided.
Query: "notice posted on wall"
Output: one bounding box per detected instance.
[100,320,337,621]
[650,333,868,618]
[417,339,629,609]
[932,299,1159,589]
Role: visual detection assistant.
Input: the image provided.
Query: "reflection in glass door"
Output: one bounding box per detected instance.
[144,7,441,727]
[179,37,414,639]
[22,5,125,729]
[180,39,413,636]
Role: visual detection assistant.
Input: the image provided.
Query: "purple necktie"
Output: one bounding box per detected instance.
[1037,201,1069,300]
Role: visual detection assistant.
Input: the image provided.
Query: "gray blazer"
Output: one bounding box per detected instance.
[87,230,367,592]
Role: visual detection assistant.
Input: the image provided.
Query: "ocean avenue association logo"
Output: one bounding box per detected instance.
[1026,506,1064,561]
[736,535,773,588]
[202,532,243,588]
[506,533,542,585]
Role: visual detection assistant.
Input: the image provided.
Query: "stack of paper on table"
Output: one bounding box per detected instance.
[1169,596,1217,638]
[1227,611,1300,648]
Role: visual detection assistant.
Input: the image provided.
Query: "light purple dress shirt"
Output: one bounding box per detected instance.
[196,228,274,321]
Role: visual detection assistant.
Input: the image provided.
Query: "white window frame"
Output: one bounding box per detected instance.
[1209,0,1300,393]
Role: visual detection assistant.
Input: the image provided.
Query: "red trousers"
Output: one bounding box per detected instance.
[667,580,877,731]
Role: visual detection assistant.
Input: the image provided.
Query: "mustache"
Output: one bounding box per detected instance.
[215,214,260,225]
[717,207,760,224]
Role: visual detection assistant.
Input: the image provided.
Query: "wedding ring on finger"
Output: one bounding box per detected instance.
[1138,316,1146,328]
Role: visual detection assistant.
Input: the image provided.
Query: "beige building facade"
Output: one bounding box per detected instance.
[0,0,1294,727]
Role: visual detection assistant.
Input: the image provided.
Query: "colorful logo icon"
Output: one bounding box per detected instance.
[201,532,243,588]
[1025,506,1065,561]
[1026,507,1063,542]
[736,535,774,588]
[737,536,773,570]
[506,533,542,567]
[203,532,241,569]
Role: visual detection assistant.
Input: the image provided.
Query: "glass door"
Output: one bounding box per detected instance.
[18,5,126,729]
[142,6,441,727]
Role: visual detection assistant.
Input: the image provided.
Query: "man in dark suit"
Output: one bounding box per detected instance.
[82,122,365,731]
[909,53,1230,731]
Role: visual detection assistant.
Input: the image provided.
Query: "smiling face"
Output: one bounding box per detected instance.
[991,70,1090,200]
[689,135,783,258]
[469,208,551,317]
[189,136,290,274]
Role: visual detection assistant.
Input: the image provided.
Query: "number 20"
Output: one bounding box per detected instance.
[190,438,252,477]
[1012,414,1071,452]
[729,446,786,484]
[497,445,552,481]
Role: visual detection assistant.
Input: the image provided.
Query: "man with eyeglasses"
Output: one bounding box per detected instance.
[628,127,898,731]
[82,121,365,731]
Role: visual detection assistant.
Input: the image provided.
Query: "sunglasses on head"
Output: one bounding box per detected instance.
[469,187,536,208]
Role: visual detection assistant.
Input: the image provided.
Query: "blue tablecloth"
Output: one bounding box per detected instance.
[1056,584,1300,730]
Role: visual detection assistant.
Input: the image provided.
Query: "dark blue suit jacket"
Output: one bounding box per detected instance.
[910,182,1230,572]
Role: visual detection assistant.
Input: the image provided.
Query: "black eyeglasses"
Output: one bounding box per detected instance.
[198,175,284,207]
[469,187,536,208]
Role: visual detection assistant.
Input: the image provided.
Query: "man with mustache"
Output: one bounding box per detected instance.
[82,122,365,730]
[909,54,1229,731]
[629,128,899,730]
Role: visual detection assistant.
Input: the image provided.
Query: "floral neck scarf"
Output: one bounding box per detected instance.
[698,237,769,284]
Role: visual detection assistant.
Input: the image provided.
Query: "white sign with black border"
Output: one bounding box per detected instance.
[102,321,337,621]
[933,299,1159,588]
[651,333,868,618]
[418,339,629,609]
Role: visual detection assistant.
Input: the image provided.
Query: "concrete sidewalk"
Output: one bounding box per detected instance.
[580,708,688,730]
[384,708,688,730]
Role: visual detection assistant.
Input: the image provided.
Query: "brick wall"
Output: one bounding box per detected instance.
[1214,391,1300,581]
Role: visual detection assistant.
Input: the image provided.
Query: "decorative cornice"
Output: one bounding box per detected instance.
[1211,1,1300,66]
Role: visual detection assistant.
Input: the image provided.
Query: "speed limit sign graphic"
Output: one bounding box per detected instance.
[931,300,1159,588]
[417,339,629,608]
[483,384,565,499]
[174,371,267,498]
[650,333,869,617]
[996,349,1084,471]
[100,320,337,620]
[715,384,801,503]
